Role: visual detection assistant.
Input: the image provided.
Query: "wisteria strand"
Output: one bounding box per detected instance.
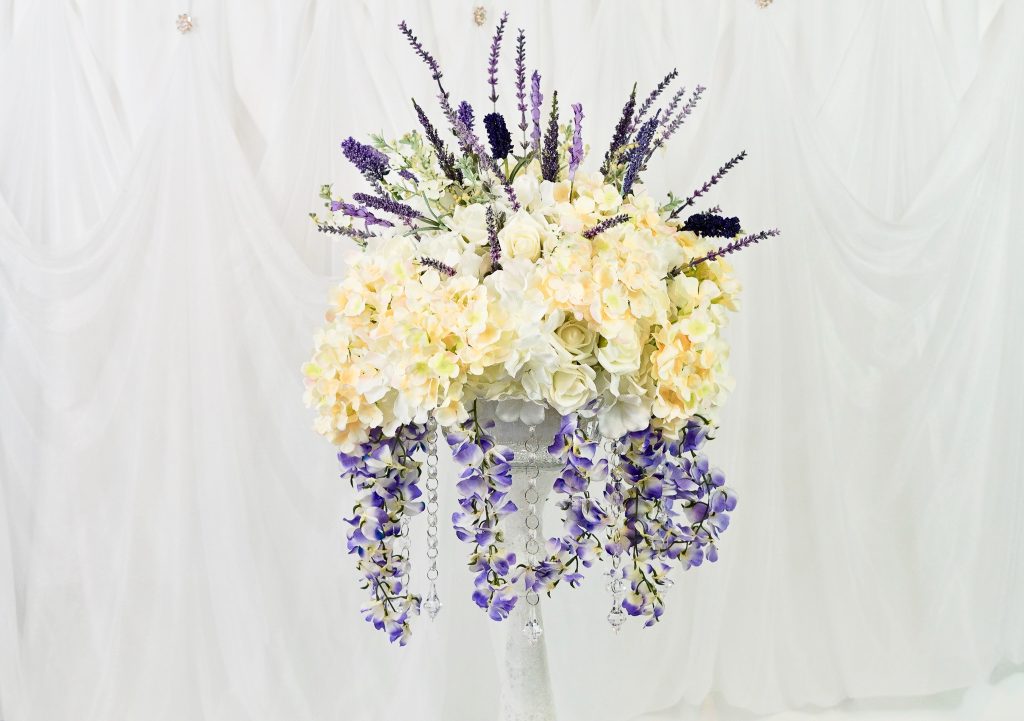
[351,192,420,225]
[338,424,429,645]
[514,29,528,150]
[569,103,585,181]
[582,213,630,240]
[486,206,501,270]
[530,71,543,152]
[487,12,509,106]
[631,68,678,134]
[669,150,748,219]
[621,113,660,197]
[447,417,520,620]
[418,256,458,276]
[412,99,463,184]
[541,90,560,182]
[688,228,780,267]
[602,85,637,175]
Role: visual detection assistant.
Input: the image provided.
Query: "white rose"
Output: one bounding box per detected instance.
[499,210,545,261]
[596,331,642,375]
[554,318,597,360]
[512,172,541,210]
[543,363,597,415]
[449,203,488,244]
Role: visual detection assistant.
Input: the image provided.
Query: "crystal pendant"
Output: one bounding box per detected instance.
[522,617,543,643]
[607,606,627,630]
[423,588,442,620]
[606,577,627,594]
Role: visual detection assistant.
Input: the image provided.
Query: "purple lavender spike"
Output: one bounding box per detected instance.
[668,150,747,219]
[418,256,457,277]
[582,213,630,239]
[514,29,528,150]
[569,103,584,181]
[315,222,376,246]
[340,137,390,194]
[457,101,475,133]
[484,113,513,160]
[631,69,678,134]
[412,99,463,184]
[340,203,394,228]
[541,90,560,182]
[530,71,543,152]
[487,12,509,107]
[398,21,442,80]
[621,112,659,197]
[486,206,501,270]
[685,228,780,268]
[602,84,636,175]
[352,192,421,224]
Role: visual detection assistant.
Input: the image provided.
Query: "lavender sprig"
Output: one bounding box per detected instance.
[569,103,584,181]
[487,12,509,107]
[340,137,390,195]
[687,228,780,268]
[340,202,394,228]
[582,213,630,240]
[486,206,501,270]
[602,85,637,176]
[316,222,376,244]
[621,113,659,197]
[541,90,560,182]
[514,29,528,150]
[631,68,678,134]
[668,150,748,219]
[412,99,463,184]
[352,192,421,225]
[530,71,543,152]
[418,256,457,277]
[398,21,441,81]
[681,212,741,238]
[651,85,705,155]
[458,101,475,133]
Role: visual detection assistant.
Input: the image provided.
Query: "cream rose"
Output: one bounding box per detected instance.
[499,210,545,261]
[596,331,642,375]
[554,317,597,360]
[542,363,597,415]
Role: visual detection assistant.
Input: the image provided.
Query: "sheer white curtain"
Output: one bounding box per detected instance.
[1,1,1023,720]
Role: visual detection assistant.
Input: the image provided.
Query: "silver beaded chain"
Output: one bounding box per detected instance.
[522,424,543,644]
[604,437,627,631]
[422,419,442,620]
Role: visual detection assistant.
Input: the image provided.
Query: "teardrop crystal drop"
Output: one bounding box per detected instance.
[423,588,442,620]
[607,606,627,630]
[522,617,543,643]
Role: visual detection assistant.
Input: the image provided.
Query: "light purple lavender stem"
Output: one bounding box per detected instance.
[569,103,584,180]
[530,71,543,152]
[582,213,630,239]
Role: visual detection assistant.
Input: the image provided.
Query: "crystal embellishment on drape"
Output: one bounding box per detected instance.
[473,7,487,26]
[176,13,194,34]
[756,0,773,7]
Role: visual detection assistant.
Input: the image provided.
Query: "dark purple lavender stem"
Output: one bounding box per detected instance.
[418,256,458,277]
[352,193,421,225]
[686,228,780,268]
[315,223,376,246]
[541,90,560,182]
[602,84,637,176]
[412,99,463,184]
[582,213,630,239]
[514,29,528,151]
[668,150,747,219]
[487,12,509,108]
[621,113,659,197]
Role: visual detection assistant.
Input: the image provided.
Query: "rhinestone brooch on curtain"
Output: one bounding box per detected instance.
[473,6,487,26]
[756,0,774,7]
[176,13,194,34]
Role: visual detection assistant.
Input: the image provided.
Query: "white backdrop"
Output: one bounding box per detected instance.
[1,1,1023,720]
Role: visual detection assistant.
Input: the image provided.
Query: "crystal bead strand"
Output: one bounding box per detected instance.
[604,437,627,631]
[522,424,543,643]
[422,419,443,619]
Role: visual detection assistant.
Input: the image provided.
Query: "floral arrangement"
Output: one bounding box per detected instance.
[303,15,777,645]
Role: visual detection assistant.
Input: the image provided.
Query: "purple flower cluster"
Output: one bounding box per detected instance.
[669,150,748,219]
[411,99,463,184]
[457,101,475,133]
[447,417,520,620]
[682,212,742,238]
[530,71,543,152]
[484,112,513,160]
[339,424,429,645]
[621,112,660,197]
[351,192,420,225]
[338,202,394,228]
[608,419,736,626]
[541,90,560,182]
[569,103,584,180]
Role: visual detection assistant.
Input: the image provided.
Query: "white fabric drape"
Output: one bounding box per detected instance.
[1,1,1023,720]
